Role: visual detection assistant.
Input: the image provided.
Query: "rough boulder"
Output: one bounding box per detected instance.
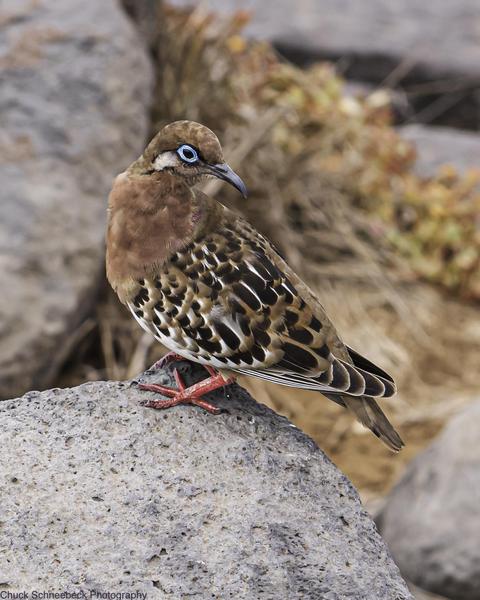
[0,363,412,599]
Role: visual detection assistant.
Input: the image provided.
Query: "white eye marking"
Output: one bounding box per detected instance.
[153,151,179,171]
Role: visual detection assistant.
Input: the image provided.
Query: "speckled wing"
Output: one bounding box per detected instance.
[129,209,396,401]
[128,212,396,400]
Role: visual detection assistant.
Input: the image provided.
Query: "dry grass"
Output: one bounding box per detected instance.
[58,3,480,499]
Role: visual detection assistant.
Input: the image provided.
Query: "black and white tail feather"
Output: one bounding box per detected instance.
[236,346,403,452]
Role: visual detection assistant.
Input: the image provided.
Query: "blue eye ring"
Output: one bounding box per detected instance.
[177,144,199,164]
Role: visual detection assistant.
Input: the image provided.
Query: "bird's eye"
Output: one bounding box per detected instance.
[177,144,199,164]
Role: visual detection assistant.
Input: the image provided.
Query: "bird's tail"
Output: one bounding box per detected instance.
[327,393,404,452]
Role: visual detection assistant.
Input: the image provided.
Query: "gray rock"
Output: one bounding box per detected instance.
[399,125,480,178]
[170,0,480,78]
[409,583,450,600]
[171,0,480,128]
[0,363,412,599]
[0,0,152,399]
[378,400,480,600]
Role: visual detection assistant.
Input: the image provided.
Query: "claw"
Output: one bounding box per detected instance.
[139,366,235,415]
[142,395,221,414]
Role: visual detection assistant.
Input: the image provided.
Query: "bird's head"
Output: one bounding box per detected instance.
[137,120,248,198]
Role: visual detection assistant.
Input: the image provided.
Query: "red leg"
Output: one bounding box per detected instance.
[151,351,187,371]
[139,367,235,415]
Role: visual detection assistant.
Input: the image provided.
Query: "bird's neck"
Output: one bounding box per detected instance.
[106,170,202,302]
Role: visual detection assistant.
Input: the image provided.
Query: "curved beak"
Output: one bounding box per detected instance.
[208,163,248,198]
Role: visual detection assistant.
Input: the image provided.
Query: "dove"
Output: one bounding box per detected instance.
[106,121,403,451]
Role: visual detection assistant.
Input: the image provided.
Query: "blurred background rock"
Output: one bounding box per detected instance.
[1,1,479,598]
[0,0,152,399]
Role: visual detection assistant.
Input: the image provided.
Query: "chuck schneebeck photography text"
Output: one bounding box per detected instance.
[0,593,148,600]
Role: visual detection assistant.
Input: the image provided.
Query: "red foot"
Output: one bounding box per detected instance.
[139,365,235,415]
